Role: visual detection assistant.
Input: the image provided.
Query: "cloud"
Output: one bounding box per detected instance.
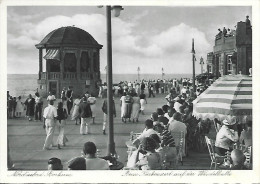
[7,10,211,74]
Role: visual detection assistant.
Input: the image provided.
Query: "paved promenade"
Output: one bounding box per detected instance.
[8,94,212,170]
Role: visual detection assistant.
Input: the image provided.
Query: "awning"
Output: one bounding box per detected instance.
[193,75,252,122]
[43,49,60,61]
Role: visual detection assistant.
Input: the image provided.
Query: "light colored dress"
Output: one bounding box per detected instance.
[120,96,126,118]
[140,99,146,111]
[87,97,96,118]
[15,99,24,113]
[136,151,162,170]
[131,96,140,120]
[71,98,81,120]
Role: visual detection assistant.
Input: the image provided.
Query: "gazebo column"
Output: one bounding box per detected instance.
[38,48,43,80]
[90,50,94,77]
[60,49,64,80]
[97,50,100,79]
[76,50,81,80]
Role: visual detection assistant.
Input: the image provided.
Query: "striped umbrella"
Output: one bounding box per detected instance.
[192,75,252,122]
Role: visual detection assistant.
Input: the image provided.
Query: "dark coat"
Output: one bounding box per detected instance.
[24,98,35,116]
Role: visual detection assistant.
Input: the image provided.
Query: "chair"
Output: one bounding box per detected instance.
[205,136,226,169]
[244,146,252,165]
[161,146,178,169]
[176,138,184,166]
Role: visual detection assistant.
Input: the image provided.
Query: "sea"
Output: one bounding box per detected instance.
[7,73,192,97]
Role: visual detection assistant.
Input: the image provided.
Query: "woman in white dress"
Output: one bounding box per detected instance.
[120,92,126,123]
[131,93,140,123]
[87,93,97,124]
[15,96,24,117]
[71,96,82,125]
[139,91,147,115]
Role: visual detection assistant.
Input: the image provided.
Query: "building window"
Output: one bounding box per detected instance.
[227,55,233,74]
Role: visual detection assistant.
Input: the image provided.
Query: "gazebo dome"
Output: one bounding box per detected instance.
[35,26,102,48]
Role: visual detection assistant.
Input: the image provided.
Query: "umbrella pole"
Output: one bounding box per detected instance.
[213,119,219,133]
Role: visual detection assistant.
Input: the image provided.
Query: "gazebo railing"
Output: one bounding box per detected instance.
[80,73,91,79]
[41,72,47,79]
[40,72,96,80]
[64,72,76,79]
[49,72,61,79]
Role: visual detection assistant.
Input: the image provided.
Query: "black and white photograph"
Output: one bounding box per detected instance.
[1,0,259,183]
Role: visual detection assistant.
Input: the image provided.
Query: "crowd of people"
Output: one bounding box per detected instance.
[7,77,252,170]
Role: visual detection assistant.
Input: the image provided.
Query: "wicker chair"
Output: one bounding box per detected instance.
[205,136,226,169]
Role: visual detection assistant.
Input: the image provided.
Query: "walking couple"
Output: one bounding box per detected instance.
[43,100,68,150]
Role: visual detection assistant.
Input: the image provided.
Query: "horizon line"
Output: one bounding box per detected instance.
[7,73,193,75]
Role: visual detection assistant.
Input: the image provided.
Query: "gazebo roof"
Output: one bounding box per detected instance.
[35,26,102,49]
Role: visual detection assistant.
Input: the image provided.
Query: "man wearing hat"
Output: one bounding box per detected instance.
[215,118,239,156]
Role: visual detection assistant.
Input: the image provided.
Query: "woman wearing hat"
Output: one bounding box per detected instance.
[215,118,239,156]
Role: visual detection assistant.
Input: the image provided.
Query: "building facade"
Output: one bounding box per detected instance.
[206,16,252,77]
[35,26,103,97]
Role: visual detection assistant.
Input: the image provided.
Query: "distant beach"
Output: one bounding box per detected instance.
[7,73,192,97]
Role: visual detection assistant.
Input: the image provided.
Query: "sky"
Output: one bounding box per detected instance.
[7,6,252,74]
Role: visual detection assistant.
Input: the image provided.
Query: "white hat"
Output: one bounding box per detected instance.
[222,119,229,125]
[223,118,237,126]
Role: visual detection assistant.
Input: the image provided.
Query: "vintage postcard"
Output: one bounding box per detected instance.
[0,0,259,183]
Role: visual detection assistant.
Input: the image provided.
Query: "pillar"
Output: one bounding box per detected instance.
[60,48,64,80]
[39,48,43,80]
[90,50,94,73]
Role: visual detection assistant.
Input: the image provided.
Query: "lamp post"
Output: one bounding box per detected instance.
[200,57,204,74]
[162,67,164,80]
[137,67,140,82]
[104,5,123,156]
[191,38,196,91]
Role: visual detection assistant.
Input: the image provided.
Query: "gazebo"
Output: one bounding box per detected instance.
[35,26,103,97]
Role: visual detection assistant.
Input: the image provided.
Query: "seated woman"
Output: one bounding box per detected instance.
[215,118,239,156]
[135,137,163,170]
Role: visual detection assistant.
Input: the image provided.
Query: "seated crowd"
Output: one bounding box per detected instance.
[125,89,197,170]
